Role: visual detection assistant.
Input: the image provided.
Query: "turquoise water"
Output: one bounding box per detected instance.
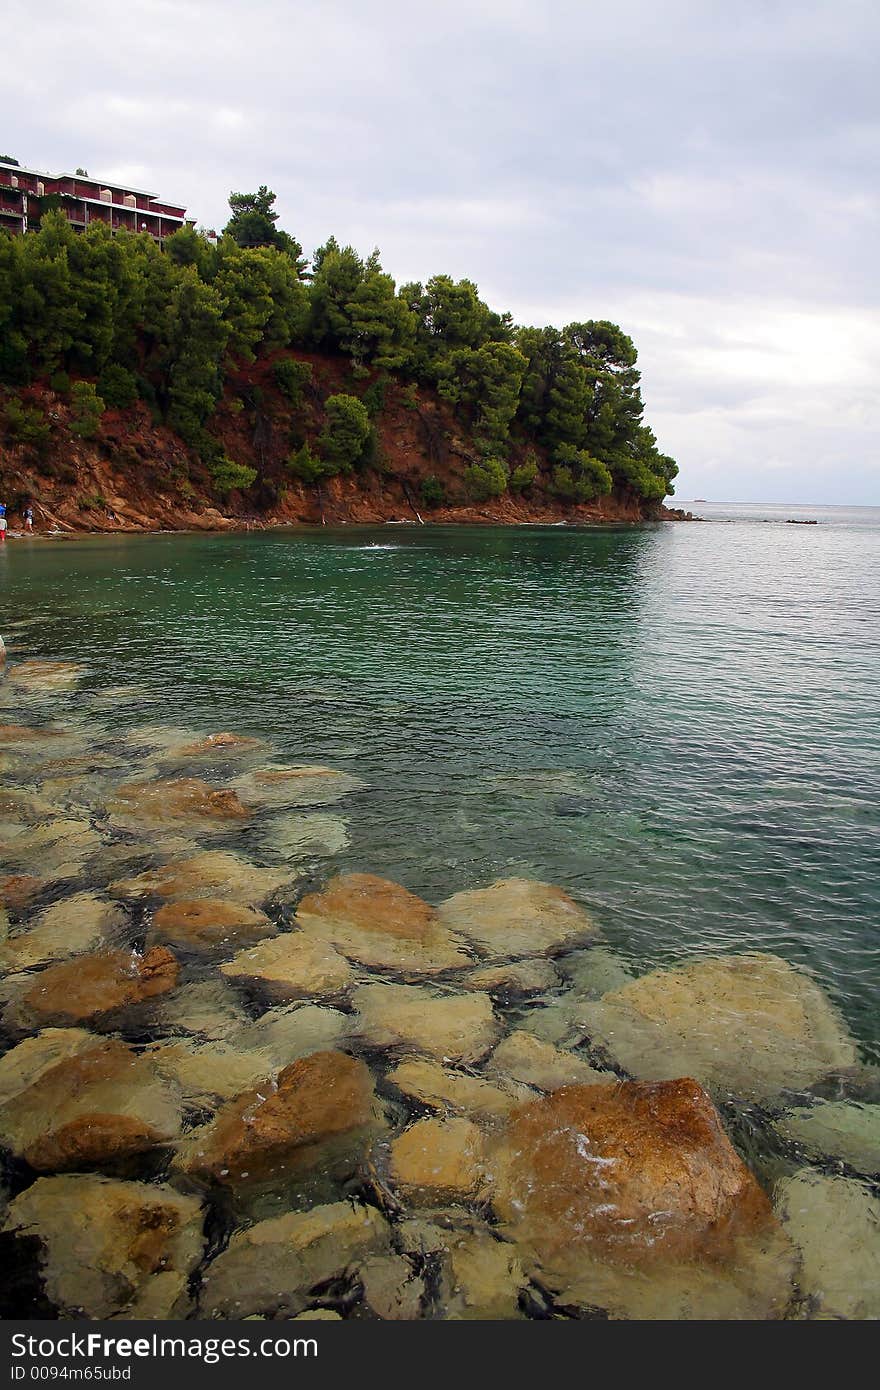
[2,508,878,1057]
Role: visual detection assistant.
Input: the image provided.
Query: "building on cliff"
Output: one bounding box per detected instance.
[0,158,188,240]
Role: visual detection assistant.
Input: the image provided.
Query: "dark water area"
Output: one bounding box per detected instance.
[2,512,878,1055]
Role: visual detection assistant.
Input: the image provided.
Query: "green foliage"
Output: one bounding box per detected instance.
[3,394,51,448]
[69,381,105,439]
[77,491,107,511]
[420,474,446,507]
[224,187,306,273]
[360,377,387,416]
[319,393,372,474]
[49,370,70,396]
[273,357,312,407]
[285,443,326,484]
[463,457,508,501]
[208,456,258,494]
[97,364,138,409]
[554,443,613,501]
[510,458,538,493]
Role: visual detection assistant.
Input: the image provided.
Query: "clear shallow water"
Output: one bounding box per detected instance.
[1,510,878,1057]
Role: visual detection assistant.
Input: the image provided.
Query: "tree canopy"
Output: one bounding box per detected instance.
[0,188,677,505]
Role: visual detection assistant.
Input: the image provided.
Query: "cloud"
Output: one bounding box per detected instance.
[4,0,879,501]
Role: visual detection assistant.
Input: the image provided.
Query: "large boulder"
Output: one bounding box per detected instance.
[775,1170,880,1319]
[0,1034,181,1170]
[219,931,354,1001]
[295,873,472,976]
[580,952,858,1101]
[176,1049,380,1185]
[199,1200,390,1318]
[491,1077,796,1318]
[14,946,179,1028]
[4,1174,203,1317]
[352,982,500,1064]
[147,898,276,952]
[437,878,598,960]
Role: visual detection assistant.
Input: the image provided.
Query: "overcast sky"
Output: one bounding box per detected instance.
[6,0,879,503]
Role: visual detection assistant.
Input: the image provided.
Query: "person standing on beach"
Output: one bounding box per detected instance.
[23,505,34,532]
[0,502,7,543]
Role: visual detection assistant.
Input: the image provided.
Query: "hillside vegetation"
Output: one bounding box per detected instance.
[0,187,678,528]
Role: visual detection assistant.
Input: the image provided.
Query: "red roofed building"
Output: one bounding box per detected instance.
[0,158,189,240]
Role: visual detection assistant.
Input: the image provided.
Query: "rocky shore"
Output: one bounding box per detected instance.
[0,654,877,1321]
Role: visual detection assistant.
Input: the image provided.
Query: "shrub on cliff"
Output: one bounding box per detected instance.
[420,474,446,507]
[2,394,51,449]
[286,444,326,484]
[510,458,539,493]
[69,382,105,439]
[97,365,138,410]
[554,443,613,501]
[319,393,372,474]
[208,456,258,495]
[463,457,508,501]
[273,358,312,407]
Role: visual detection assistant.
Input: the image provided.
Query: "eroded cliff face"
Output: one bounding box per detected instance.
[0,352,685,534]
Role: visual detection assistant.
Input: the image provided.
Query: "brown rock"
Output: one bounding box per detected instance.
[147,898,276,952]
[174,732,263,757]
[1,892,125,971]
[0,1036,182,1170]
[19,946,179,1026]
[492,1078,775,1265]
[437,1229,527,1320]
[390,1116,487,1202]
[0,874,44,911]
[295,873,472,975]
[0,723,62,743]
[107,777,252,827]
[177,1049,379,1184]
[437,878,599,960]
[485,1031,608,1092]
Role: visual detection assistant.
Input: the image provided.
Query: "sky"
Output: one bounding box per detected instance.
[5,0,879,504]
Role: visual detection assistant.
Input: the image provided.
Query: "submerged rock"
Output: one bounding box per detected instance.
[147,898,276,953]
[0,874,44,912]
[107,777,252,829]
[557,944,635,998]
[0,893,125,972]
[172,732,264,758]
[360,1252,424,1319]
[233,1003,352,1065]
[463,958,560,995]
[437,1228,527,1320]
[352,982,500,1064]
[490,1077,796,1316]
[775,1170,880,1319]
[0,1026,99,1106]
[295,873,472,976]
[144,1039,275,1106]
[4,1174,203,1318]
[109,850,291,905]
[387,1058,524,1119]
[775,1100,880,1175]
[485,1031,608,1092]
[389,1116,488,1203]
[580,953,858,1101]
[0,722,64,744]
[6,660,83,692]
[14,946,179,1028]
[0,1034,181,1170]
[232,764,365,810]
[176,1049,380,1185]
[437,878,598,960]
[200,1200,390,1318]
[219,931,354,1001]
[263,813,350,859]
[1,818,102,877]
[157,977,250,1041]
